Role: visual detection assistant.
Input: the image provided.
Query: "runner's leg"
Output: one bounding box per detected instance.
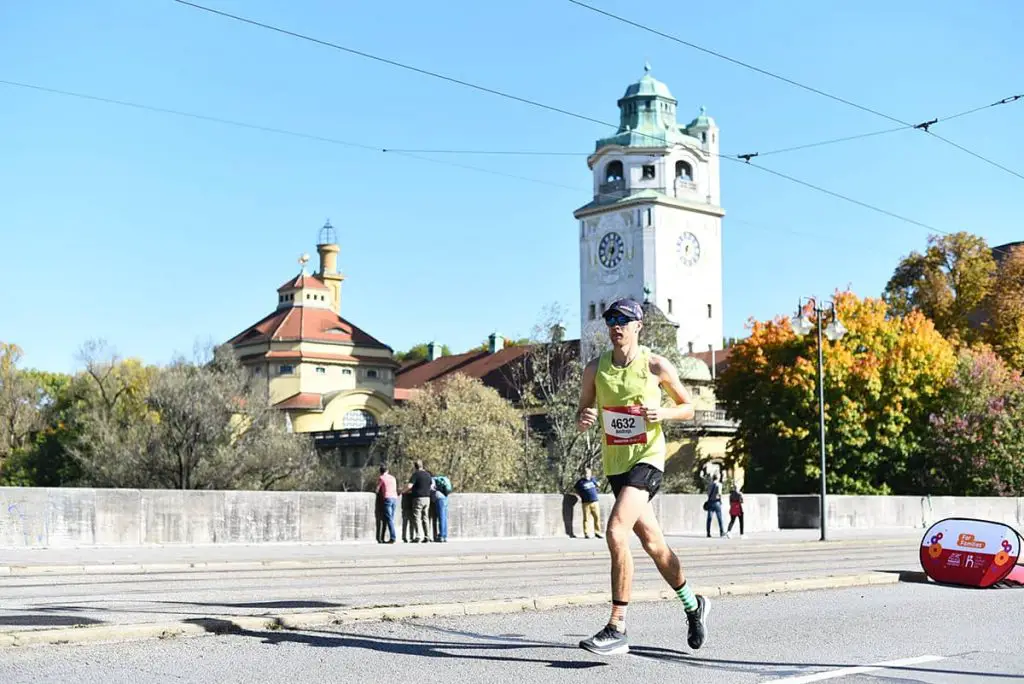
[579,484,647,655]
[634,496,710,650]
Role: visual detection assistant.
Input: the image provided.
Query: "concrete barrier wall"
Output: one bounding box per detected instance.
[2,487,1022,548]
[778,495,1024,531]
[0,487,780,549]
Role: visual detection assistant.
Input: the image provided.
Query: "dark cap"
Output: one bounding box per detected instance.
[603,298,644,321]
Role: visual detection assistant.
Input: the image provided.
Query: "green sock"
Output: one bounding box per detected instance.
[675,582,698,613]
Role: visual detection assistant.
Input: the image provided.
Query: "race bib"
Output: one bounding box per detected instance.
[602,405,648,445]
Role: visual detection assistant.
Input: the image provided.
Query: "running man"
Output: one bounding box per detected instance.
[576,298,709,655]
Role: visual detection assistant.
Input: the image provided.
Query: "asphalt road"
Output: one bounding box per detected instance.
[3,582,1020,683]
[0,534,919,632]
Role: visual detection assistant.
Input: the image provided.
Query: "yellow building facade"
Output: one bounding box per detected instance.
[227,222,397,448]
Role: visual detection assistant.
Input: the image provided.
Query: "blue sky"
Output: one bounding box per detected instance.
[2,0,1022,373]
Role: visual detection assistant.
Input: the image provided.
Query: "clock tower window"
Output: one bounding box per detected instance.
[588,303,596,320]
[675,161,693,181]
[605,161,624,182]
[642,165,656,180]
[667,298,673,314]
[708,304,713,319]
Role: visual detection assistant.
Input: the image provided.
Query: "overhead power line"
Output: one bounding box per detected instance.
[6,77,1016,258]
[165,0,1007,244]
[565,0,1024,182]
[741,94,1024,159]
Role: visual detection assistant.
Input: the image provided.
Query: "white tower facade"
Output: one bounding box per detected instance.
[575,65,725,361]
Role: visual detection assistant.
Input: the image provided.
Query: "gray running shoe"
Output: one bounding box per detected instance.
[579,624,629,655]
[687,595,709,649]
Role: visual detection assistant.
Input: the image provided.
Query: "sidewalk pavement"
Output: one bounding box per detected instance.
[0,528,924,572]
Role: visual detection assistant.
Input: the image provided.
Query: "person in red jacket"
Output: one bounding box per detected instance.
[726,485,745,538]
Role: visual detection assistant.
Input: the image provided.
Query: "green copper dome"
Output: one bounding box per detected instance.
[688,105,714,129]
[621,62,675,101]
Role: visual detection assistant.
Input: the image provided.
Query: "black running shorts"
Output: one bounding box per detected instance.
[607,463,663,501]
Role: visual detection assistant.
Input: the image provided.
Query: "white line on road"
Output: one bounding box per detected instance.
[763,655,946,683]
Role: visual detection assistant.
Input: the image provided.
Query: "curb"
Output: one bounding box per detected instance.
[0,538,911,577]
[0,571,906,648]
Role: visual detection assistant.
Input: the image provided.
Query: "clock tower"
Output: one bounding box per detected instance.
[574,64,725,361]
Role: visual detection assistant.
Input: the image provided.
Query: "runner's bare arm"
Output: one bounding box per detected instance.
[645,354,696,422]
[577,358,600,431]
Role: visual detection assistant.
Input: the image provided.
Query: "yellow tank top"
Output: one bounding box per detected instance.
[594,346,666,476]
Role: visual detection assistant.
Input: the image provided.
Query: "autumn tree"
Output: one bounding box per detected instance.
[883,232,996,345]
[719,291,956,495]
[372,373,529,492]
[986,244,1024,370]
[925,347,1024,496]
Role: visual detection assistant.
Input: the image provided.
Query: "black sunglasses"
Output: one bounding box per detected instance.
[604,314,636,327]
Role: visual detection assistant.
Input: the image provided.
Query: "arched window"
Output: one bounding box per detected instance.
[605,160,624,182]
[675,160,693,181]
[341,409,376,429]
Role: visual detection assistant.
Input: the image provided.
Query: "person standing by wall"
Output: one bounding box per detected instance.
[404,460,433,543]
[376,465,398,544]
[432,474,452,542]
[705,473,725,538]
[727,484,745,538]
[574,467,603,539]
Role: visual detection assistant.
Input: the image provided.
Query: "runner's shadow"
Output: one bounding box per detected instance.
[630,646,1024,679]
[0,614,105,627]
[185,619,606,670]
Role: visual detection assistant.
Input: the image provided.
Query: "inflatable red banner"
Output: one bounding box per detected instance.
[920,518,1022,588]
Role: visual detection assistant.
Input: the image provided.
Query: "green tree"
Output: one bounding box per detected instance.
[509,306,599,493]
[395,342,452,363]
[372,373,528,492]
[883,232,996,345]
[925,346,1024,495]
[718,291,956,494]
[986,244,1024,370]
[0,342,44,462]
[71,343,318,490]
[0,368,80,486]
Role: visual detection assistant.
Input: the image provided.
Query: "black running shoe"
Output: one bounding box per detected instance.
[579,624,629,655]
[686,595,709,649]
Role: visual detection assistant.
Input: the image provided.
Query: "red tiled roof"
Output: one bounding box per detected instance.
[274,392,324,410]
[228,306,391,350]
[278,274,329,292]
[395,345,532,390]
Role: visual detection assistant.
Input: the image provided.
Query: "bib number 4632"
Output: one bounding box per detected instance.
[602,406,648,446]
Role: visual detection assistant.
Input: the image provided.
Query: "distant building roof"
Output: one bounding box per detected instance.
[685,347,733,378]
[277,274,329,292]
[228,306,391,350]
[395,345,536,402]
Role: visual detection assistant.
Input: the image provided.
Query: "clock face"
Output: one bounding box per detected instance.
[677,231,701,266]
[599,232,625,269]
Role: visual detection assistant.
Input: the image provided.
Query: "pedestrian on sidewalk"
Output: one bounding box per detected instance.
[431,474,452,542]
[403,460,433,543]
[573,467,603,539]
[726,484,745,538]
[575,298,709,656]
[400,490,414,543]
[376,465,398,544]
[705,473,725,538]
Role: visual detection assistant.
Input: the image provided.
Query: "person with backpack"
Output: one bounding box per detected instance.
[727,484,745,538]
[431,474,452,542]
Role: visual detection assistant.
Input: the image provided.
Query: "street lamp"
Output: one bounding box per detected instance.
[790,297,846,541]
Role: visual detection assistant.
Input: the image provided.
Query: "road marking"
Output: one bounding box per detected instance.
[763,655,946,683]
